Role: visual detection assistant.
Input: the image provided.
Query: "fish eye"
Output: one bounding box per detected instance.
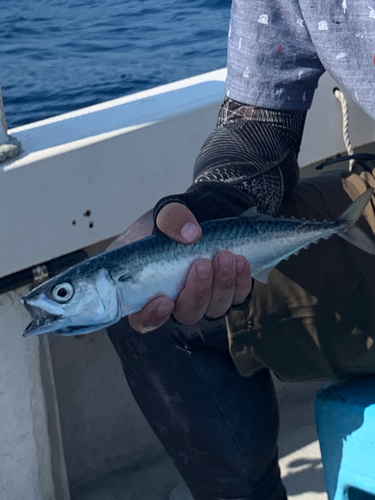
[51,283,74,303]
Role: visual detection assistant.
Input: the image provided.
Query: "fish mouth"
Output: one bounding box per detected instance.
[21,297,122,337]
[21,298,62,337]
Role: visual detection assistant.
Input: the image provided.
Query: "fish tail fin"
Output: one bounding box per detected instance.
[337,189,375,254]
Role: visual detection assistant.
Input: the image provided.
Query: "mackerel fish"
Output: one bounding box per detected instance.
[21,189,375,337]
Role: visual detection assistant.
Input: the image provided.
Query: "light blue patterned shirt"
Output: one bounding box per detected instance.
[225,0,375,120]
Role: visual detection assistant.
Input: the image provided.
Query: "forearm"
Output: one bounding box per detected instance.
[154,99,307,223]
[193,98,306,213]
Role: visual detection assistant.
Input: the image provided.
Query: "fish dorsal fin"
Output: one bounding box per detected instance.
[240,207,259,218]
[253,265,276,284]
[240,207,275,221]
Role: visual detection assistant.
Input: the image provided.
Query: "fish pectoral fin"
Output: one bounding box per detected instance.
[118,269,142,284]
[118,272,135,283]
[253,265,276,284]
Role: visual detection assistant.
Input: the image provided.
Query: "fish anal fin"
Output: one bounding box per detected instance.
[253,266,276,284]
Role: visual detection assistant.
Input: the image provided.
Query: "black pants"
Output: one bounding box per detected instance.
[107,317,286,500]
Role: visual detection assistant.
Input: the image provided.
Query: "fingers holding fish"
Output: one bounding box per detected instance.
[128,252,249,330]
[155,202,202,244]
[203,253,252,319]
[129,296,175,333]
[204,251,236,319]
[173,258,214,325]
[232,256,253,307]
[129,257,215,331]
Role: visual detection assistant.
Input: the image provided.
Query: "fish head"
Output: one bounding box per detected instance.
[21,268,121,336]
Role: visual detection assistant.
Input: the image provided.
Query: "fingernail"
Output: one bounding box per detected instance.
[157,302,174,317]
[196,260,211,278]
[180,222,200,242]
[218,252,233,270]
[236,256,245,273]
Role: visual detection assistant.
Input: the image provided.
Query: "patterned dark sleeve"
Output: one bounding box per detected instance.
[154,98,307,224]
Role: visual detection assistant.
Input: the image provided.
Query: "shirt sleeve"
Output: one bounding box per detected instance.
[225,0,325,110]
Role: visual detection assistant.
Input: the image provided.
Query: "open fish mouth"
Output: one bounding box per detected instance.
[21,298,62,337]
[21,296,121,336]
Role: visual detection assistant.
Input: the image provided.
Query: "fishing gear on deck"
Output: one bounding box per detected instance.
[316,153,375,171]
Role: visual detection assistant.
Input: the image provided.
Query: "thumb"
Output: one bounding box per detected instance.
[156,202,202,244]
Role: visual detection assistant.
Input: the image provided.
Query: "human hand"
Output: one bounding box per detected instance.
[128,202,253,333]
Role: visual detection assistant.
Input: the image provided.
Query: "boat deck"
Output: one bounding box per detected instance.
[71,378,328,500]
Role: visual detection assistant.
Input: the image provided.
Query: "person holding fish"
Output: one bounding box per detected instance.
[107,2,375,498]
[21,1,375,500]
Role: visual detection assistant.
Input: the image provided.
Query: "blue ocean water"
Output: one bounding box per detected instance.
[0,0,231,129]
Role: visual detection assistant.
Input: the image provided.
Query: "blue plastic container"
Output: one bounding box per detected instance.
[315,376,375,500]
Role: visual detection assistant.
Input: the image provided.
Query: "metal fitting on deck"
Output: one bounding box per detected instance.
[0,83,22,163]
[32,265,49,286]
[0,250,88,295]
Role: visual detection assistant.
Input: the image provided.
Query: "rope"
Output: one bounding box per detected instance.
[333,87,354,171]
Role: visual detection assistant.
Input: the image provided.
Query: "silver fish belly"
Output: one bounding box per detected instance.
[21,189,375,336]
